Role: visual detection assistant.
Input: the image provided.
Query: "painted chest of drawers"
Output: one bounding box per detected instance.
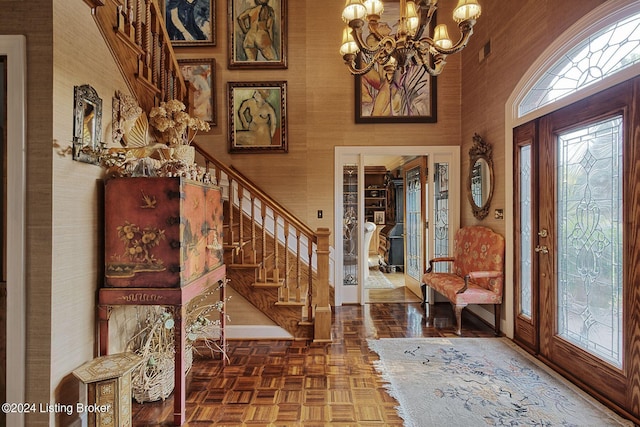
[104,177,224,288]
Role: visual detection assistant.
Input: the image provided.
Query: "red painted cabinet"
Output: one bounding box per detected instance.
[104,177,224,288]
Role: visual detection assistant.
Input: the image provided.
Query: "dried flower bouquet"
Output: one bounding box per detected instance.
[149,100,210,147]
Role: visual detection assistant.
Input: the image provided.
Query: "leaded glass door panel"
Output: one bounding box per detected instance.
[403,158,428,290]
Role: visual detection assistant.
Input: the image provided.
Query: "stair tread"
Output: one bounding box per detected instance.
[275,301,305,307]
[253,279,285,288]
[228,263,261,269]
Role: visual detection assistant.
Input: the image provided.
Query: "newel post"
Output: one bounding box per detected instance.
[314,228,332,342]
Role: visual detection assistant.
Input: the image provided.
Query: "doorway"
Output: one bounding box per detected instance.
[0,35,27,427]
[402,157,427,297]
[334,146,460,306]
[514,77,640,413]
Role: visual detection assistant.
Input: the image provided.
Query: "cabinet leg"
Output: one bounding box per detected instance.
[98,305,112,356]
[174,305,186,425]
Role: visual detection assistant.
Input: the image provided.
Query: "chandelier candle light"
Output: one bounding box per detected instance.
[340,0,481,76]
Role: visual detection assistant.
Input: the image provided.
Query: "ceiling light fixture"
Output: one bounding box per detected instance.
[340,0,481,76]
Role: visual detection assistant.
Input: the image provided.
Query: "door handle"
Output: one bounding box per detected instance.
[538,229,548,238]
[534,245,549,254]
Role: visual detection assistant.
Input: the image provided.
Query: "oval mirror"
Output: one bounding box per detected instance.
[467,134,494,220]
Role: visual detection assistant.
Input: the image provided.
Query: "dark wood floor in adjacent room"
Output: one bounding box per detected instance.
[131,301,495,426]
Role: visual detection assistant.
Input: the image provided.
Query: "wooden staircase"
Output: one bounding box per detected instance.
[87,0,187,112]
[197,152,332,341]
[87,0,332,342]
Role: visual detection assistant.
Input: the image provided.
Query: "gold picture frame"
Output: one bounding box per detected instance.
[228,0,287,69]
[228,81,287,153]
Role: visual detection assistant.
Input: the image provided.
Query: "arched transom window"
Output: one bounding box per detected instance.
[519,12,640,117]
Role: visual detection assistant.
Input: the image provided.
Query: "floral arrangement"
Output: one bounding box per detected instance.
[149,100,210,147]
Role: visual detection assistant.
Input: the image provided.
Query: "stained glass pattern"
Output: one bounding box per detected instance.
[519,13,640,117]
[406,167,422,281]
[343,166,358,286]
[519,146,533,318]
[556,116,623,368]
[434,163,449,273]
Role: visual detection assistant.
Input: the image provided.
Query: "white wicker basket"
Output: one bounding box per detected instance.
[132,351,175,403]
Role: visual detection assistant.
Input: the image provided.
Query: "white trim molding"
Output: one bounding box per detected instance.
[0,35,27,427]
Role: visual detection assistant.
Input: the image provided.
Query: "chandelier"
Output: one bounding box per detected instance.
[340,0,481,76]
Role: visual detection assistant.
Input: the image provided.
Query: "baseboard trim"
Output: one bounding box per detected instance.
[225,325,294,340]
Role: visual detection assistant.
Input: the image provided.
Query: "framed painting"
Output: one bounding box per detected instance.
[228,0,287,69]
[374,211,385,225]
[228,81,287,153]
[178,58,216,126]
[355,2,437,123]
[164,0,215,46]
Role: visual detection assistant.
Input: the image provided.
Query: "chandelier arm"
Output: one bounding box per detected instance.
[415,50,445,77]
[351,27,397,57]
[345,59,378,76]
[343,46,396,76]
[429,22,476,56]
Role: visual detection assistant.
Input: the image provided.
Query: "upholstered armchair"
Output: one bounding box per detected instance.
[421,226,505,335]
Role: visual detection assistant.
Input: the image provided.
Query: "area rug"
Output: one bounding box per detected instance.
[365,268,396,289]
[367,337,632,426]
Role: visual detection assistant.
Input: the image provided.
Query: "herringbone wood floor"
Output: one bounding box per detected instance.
[131,299,495,426]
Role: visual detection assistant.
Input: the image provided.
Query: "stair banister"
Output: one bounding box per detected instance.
[194,146,318,243]
[195,146,332,337]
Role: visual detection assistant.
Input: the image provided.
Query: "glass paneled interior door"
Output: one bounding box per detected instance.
[403,158,427,292]
[514,78,640,411]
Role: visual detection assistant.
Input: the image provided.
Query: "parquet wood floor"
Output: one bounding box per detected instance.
[131,302,495,426]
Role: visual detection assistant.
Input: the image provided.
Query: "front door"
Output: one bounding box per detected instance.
[514,77,640,410]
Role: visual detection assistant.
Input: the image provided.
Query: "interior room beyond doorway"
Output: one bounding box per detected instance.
[363,154,421,304]
[334,146,460,307]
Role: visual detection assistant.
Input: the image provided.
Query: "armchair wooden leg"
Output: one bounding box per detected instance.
[454,305,465,336]
[426,301,435,327]
[494,304,501,336]
[420,284,427,307]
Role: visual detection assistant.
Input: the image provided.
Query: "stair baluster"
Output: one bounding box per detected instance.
[282,222,290,302]
[296,229,302,303]
[249,194,257,264]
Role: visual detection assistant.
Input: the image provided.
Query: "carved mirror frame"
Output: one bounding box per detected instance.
[467,133,494,220]
[72,84,103,164]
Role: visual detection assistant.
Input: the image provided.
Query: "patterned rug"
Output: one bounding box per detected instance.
[365,268,396,289]
[367,338,632,427]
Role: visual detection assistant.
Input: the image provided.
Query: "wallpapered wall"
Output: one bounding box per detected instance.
[179,0,464,245]
[0,0,617,425]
